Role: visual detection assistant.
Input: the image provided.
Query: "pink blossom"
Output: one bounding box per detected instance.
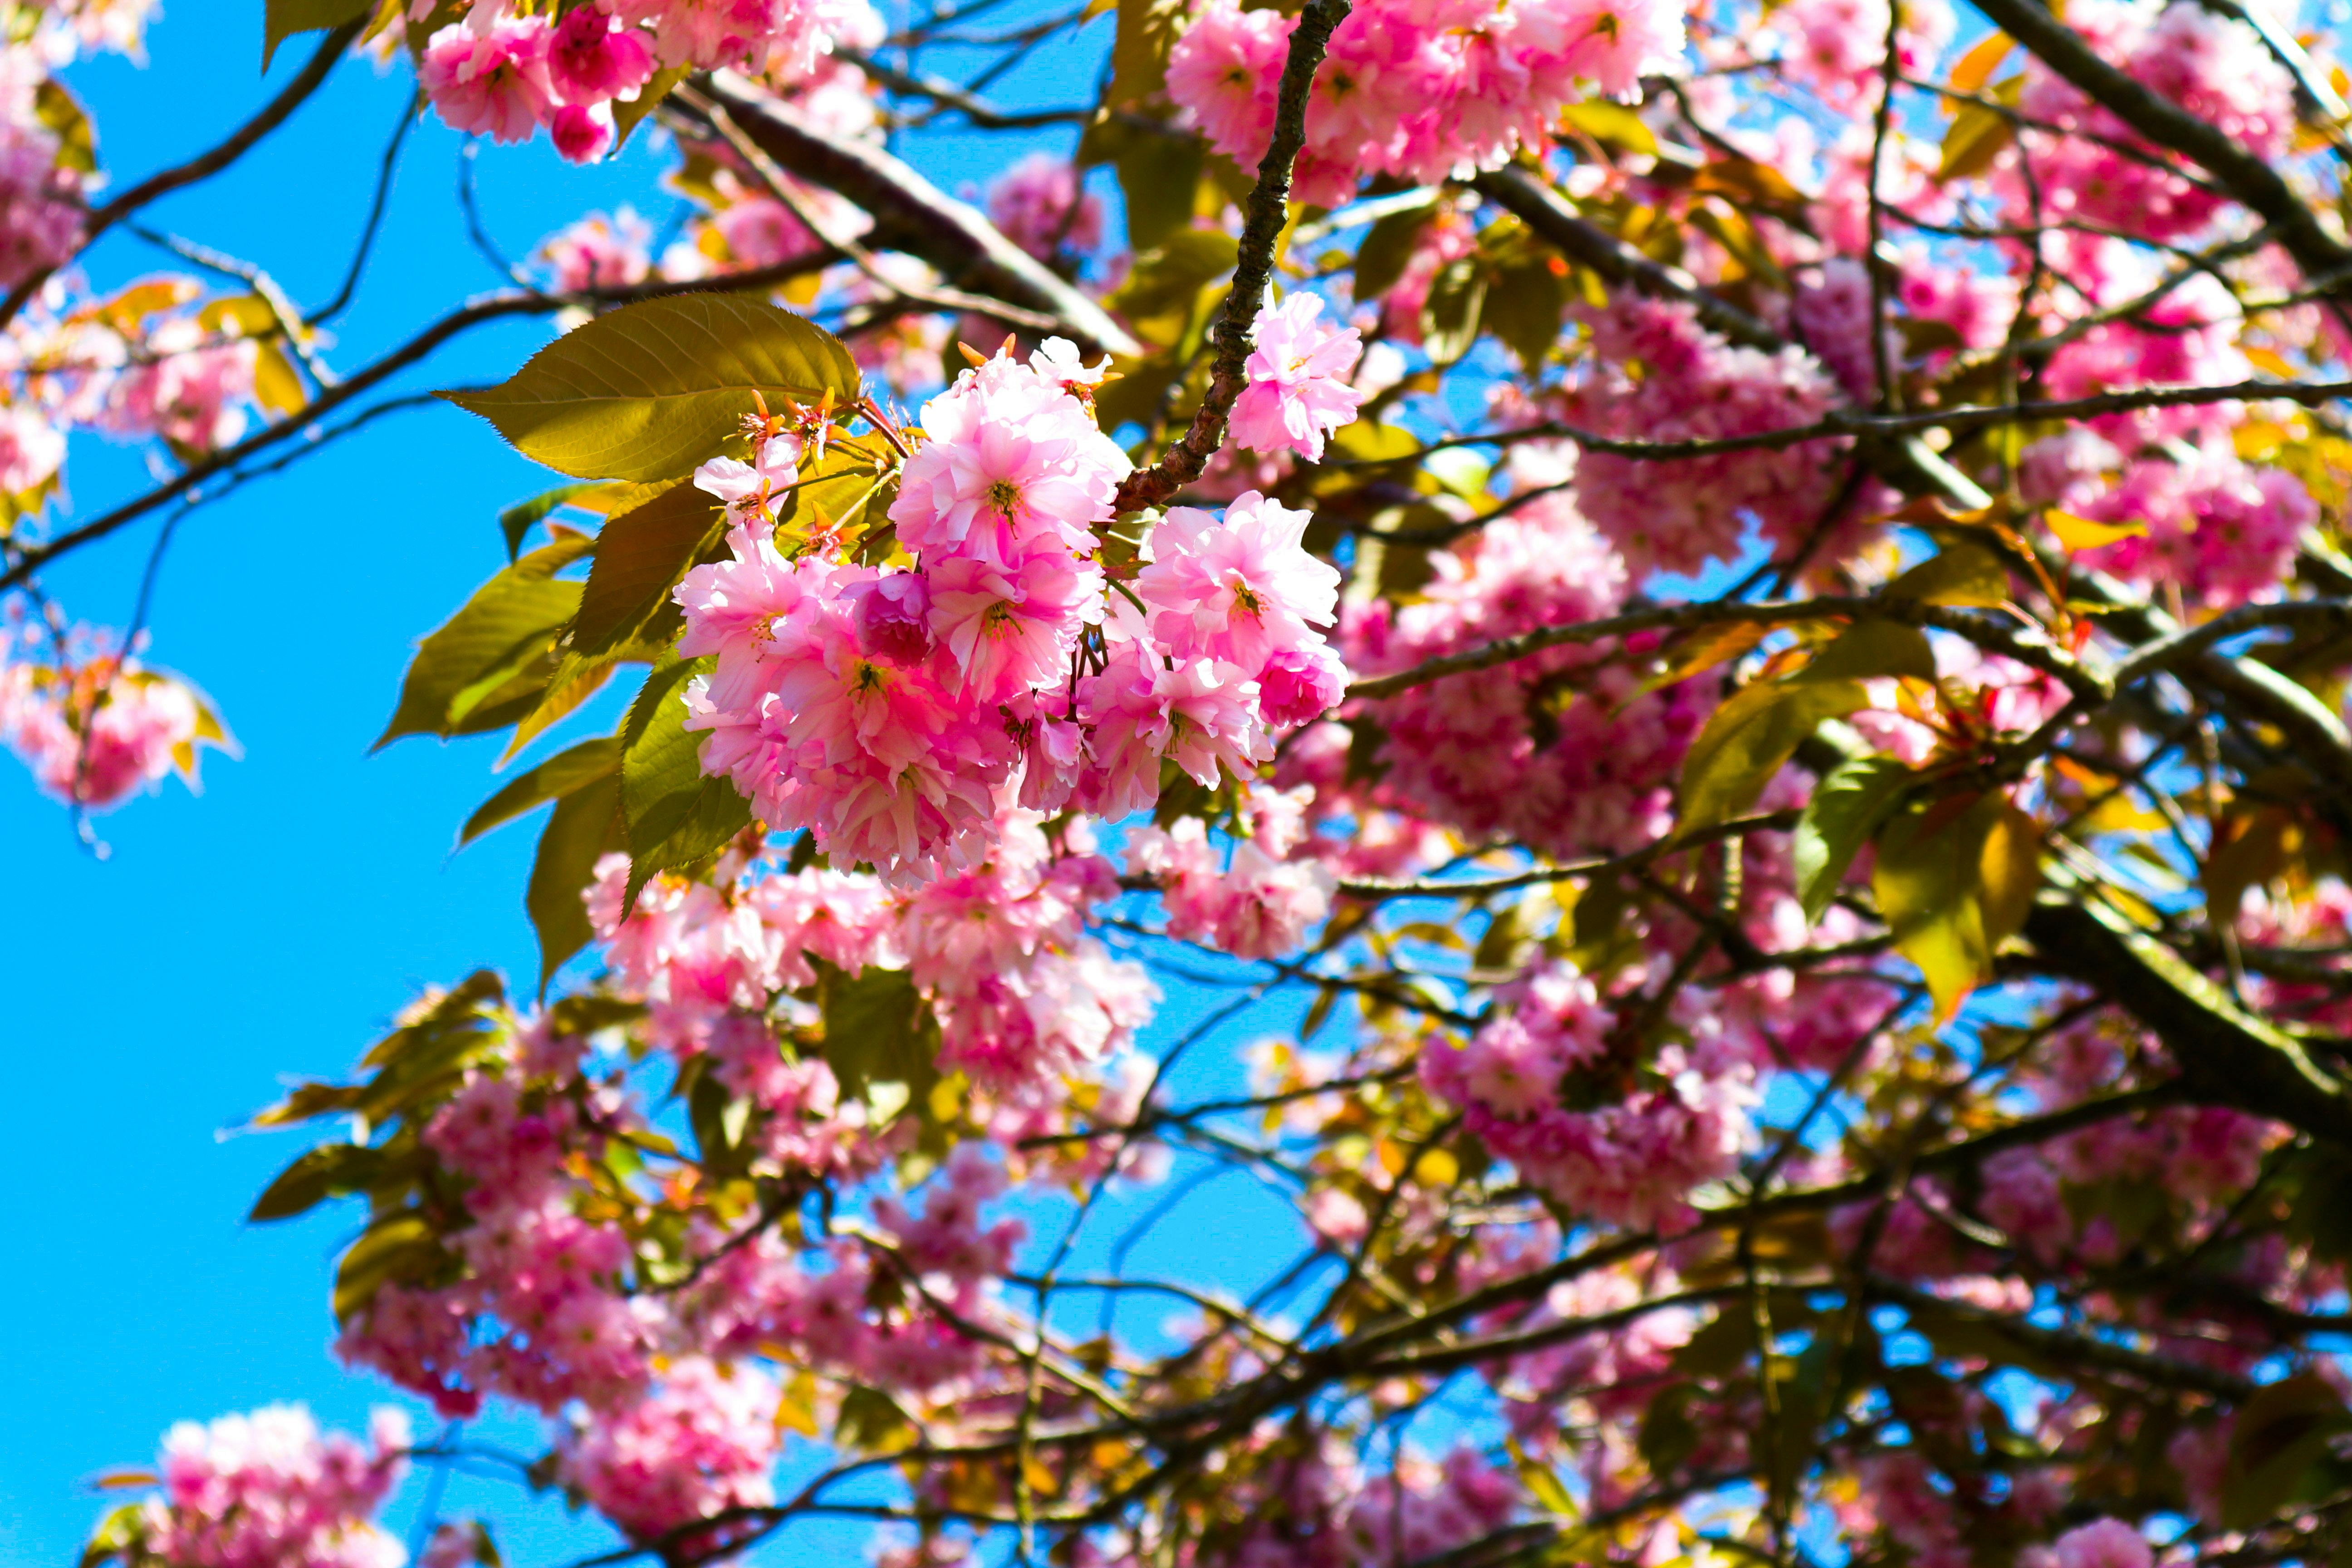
[1136,490,1340,672]
[1228,294,1364,461]
[985,152,1103,260]
[141,1405,409,1568]
[1257,643,1348,726]
[420,19,555,145]
[546,5,657,102]
[564,1357,778,1546]
[540,209,652,294]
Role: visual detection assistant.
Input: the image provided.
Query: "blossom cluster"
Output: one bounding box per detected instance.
[1166,0,1686,206]
[417,0,880,163]
[1421,960,1759,1226]
[98,1405,409,1568]
[0,636,225,810]
[676,330,1351,881]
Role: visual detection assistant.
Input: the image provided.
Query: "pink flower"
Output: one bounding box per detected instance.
[564,1357,778,1545]
[142,1405,409,1568]
[924,544,1102,701]
[1136,490,1340,672]
[985,152,1104,260]
[1227,294,1365,461]
[1258,643,1348,726]
[1156,657,1272,787]
[691,431,806,534]
[546,5,657,102]
[539,209,652,292]
[420,18,555,145]
[1165,0,1291,167]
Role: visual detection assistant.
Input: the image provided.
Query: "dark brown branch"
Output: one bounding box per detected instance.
[2023,895,2352,1145]
[1110,0,1356,511]
[1967,0,2352,290]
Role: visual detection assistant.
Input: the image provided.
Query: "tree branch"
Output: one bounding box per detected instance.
[0,20,363,329]
[1111,0,1356,511]
[678,70,1140,357]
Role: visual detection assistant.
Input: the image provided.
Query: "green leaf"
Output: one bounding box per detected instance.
[1106,0,1189,107]
[611,64,688,150]
[264,0,370,69]
[1482,256,1568,370]
[1679,678,1869,831]
[1107,232,1240,338]
[1872,790,2041,1019]
[1800,619,1938,684]
[1793,754,1916,922]
[619,659,751,909]
[817,961,939,1117]
[376,535,591,749]
[332,1211,450,1323]
[1885,542,2011,607]
[527,773,625,992]
[1352,203,1437,302]
[1419,257,1486,367]
[2225,1372,2352,1530]
[1559,100,1660,156]
[573,479,723,659]
[500,482,600,562]
[462,736,623,845]
[250,1142,385,1222]
[443,295,862,482]
[498,652,624,761]
[34,81,95,174]
[1938,100,2014,183]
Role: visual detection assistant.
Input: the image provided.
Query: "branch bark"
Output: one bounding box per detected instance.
[679,70,1141,358]
[1111,0,1356,511]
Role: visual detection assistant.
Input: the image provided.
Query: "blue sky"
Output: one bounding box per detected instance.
[0,8,1276,1566]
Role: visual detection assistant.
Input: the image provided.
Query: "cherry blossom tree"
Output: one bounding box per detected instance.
[22,0,2352,1563]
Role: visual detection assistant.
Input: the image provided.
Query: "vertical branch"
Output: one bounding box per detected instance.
[1865,0,1904,415]
[1112,0,1355,512]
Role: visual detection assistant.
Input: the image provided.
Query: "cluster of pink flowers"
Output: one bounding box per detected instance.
[539,208,654,293]
[132,1405,410,1568]
[342,1052,654,1418]
[1769,0,1952,107]
[1339,483,1711,859]
[986,153,1103,263]
[676,341,1348,881]
[1565,296,1852,578]
[0,646,223,810]
[583,806,1158,1102]
[562,1356,779,1548]
[1166,0,1684,206]
[417,0,879,162]
[1127,785,1337,959]
[2024,432,2315,608]
[2002,0,2294,241]
[0,50,83,290]
[1421,961,1758,1226]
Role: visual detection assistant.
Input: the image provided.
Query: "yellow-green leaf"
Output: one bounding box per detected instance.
[2046,508,2146,551]
[1559,100,1659,156]
[1939,102,2014,182]
[1679,678,1870,831]
[1885,541,2010,607]
[1872,790,2042,1019]
[444,294,862,483]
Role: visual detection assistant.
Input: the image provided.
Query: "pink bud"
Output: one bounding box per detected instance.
[549,103,614,165]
